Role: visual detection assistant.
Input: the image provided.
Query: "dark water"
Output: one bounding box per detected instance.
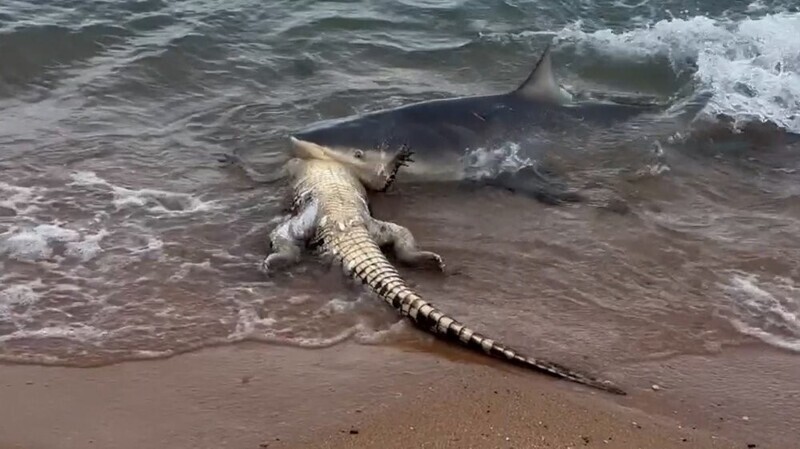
[1,1,799,441]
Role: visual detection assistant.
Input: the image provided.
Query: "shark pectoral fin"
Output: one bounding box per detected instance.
[513,43,572,104]
[483,165,584,205]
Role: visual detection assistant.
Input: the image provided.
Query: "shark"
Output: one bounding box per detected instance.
[290,44,674,203]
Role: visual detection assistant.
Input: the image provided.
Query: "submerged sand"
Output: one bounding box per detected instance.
[0,342,791,449]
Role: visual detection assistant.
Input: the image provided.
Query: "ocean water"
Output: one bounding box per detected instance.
[1,0,799,389]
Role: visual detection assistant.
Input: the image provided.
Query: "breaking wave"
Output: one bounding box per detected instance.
[551,11,800,133]
[720,272,800,352]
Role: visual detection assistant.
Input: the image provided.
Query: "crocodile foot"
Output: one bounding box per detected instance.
[380,144,414,192]
[261,252,297,275]
[368,218,445,273]
[261,210,314,275]
[412,250,446,272]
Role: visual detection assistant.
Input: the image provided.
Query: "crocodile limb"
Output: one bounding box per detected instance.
[262,137,626,395]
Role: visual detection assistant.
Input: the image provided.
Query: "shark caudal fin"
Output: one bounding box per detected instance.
[513,43,573,104]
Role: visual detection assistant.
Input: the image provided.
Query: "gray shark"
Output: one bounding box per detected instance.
[291,44,671,203]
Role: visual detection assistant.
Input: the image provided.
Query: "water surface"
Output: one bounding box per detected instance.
[1,0,799,444]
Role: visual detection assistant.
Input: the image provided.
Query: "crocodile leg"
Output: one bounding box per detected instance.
[262,200,319,274]
[367,218,445,271]
[377,144,414,192]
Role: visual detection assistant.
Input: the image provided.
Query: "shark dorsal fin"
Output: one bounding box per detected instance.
[513,44,569,103]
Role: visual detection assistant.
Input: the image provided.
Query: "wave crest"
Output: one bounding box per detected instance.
[553,12,800,133]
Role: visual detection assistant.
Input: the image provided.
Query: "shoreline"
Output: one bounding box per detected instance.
[1,341,792,449]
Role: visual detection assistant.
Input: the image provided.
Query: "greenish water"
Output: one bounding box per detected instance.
[2,0,800,444]
[1,0,799,421]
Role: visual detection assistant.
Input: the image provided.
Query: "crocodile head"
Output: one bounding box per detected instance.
[289,137,404,191]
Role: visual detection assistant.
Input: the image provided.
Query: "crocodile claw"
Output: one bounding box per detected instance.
[431,253,446,272]
[378,144,416,192]
[396,144,415,164]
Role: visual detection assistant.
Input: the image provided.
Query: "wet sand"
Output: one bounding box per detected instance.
[0,342,786,449]
[2,1,800,447]
[3,157,799,449]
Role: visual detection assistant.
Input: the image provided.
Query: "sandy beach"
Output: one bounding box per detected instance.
[2,2,800,449]
[1,341,791,449]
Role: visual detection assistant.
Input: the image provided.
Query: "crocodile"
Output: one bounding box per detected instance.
[223,137,626,395]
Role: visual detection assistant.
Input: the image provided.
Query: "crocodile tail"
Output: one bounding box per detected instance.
[326,228,626,396]
[415,307,626,395]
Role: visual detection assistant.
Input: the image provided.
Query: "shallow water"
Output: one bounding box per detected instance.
[1,0,799,441]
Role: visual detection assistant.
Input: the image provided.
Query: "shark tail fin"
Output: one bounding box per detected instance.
[513,43,571,104]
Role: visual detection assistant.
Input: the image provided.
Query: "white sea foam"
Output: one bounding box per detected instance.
[223,292,404,350]
[548,12,800,133]
[0,223,81,261]
[462,142,536,179]
[69,170,218,215]
[317,297,359,315]
[0,222,109,262]
[0,182,41,215]
[0,284,41,322]
[0,323,109,343]
[258,329,361,349]
[0,169,233,365]
[64,229,108,262]
[229,301,364,348]
[355,320,410,345]
[720,272,800,352]
[231,306,278,338]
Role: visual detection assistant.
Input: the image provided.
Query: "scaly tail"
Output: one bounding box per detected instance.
[325,227,626,395]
